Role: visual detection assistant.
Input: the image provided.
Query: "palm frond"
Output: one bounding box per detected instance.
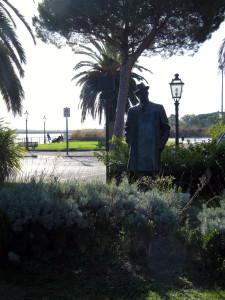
[0,43,23,114]
[72,70,89,81]
[133,64,152,73]
[1,0,36,44]
[130,73,148,83]
[75,49,102,63]
[73,61,95,71]
[0,36,24,76]
[0,1,16,27]
[0,8,26,63]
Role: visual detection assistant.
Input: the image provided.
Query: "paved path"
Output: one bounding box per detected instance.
[14,151,106,182]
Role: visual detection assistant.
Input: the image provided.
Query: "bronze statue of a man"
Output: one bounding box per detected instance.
[125,83,170,175]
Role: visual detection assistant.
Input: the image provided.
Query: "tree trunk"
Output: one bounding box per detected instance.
[113,62,132,137]
[108,120,115,141]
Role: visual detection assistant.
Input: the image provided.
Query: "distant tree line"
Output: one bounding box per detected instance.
[168,112,224,137]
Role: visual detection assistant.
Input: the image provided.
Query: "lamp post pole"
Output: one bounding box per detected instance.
[24,110,29,150]
[66,116,69,155]
[221,66,224,118]
[63,107,70,156]
[43,115,46,144]
[169,74,184,147]
[174,99,179,146]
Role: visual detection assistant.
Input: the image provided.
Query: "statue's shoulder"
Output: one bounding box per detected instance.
[149,101,164,111]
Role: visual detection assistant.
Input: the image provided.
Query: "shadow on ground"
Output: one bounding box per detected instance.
[0,248,225,300]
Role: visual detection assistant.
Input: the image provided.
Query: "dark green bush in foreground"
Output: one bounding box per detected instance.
[0,180,184,266]
[0,179,225,281]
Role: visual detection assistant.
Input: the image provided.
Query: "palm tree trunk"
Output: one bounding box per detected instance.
[113,61,132,137]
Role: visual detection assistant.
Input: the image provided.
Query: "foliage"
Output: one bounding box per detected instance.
[0,0,35,114]
[0,121,24,182]
[95,136,129,181]
[0,208,10,264]
[0,178,225,287]
[70,128,105,141]
[208,121,225,140]
[161,142,225,197]
[169,112,222,138]
[97,139,225,197]
[34,0,225,137]
[0,179,186,265]
[198,199,225,235]
[35,0,225,56]
[195,200,225,277]
[181,112,222,128]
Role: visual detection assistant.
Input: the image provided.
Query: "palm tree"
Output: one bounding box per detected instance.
[72,40,150,131]
[0,0,35,115]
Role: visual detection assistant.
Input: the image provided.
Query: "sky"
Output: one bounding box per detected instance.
[1,1,225,130]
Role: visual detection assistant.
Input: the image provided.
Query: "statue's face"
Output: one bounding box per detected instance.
[138,88,149,105]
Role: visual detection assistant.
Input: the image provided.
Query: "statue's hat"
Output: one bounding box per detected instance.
[135,83,149,94]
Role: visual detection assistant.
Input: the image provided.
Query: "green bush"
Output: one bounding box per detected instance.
[1,179,225,280]
[0,209,10,264]
[161,142,225,197]
[198,199,225,277]
[0,180,186,265]
[97,138,225,197]
[0,121,24,182]
[70,128,105,141]
[95,136,129,181]
[177,199,225,279]
[208,121,225,140]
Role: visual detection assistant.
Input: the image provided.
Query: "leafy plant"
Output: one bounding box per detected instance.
[96,138,225,197]
[161,142,225,197]
[208,120,225,140]
[95,136,129,182]
[0,121,24,182]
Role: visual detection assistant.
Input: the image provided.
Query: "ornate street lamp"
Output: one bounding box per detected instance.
[24,110,29,150]
[43,115,47,144]
[63,107,70,156]
[169,74,184,146]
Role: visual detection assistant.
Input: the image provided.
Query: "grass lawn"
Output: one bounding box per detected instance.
[35,141,103,151]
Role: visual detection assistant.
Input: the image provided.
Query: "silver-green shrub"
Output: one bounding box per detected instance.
[0,180,190,233]
[0,182,85,231]
[198,199,225,235]
[0,179,192,265]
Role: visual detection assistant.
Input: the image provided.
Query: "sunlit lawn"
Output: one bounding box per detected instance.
[35,141,103,151]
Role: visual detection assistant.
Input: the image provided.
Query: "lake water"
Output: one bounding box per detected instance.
[15,133,211,145]
[16,133,67,144]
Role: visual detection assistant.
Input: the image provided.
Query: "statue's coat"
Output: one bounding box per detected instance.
[125,101,170,173]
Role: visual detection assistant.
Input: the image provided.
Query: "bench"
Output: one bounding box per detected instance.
[27,142,38,150]
[20,141,38,150]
